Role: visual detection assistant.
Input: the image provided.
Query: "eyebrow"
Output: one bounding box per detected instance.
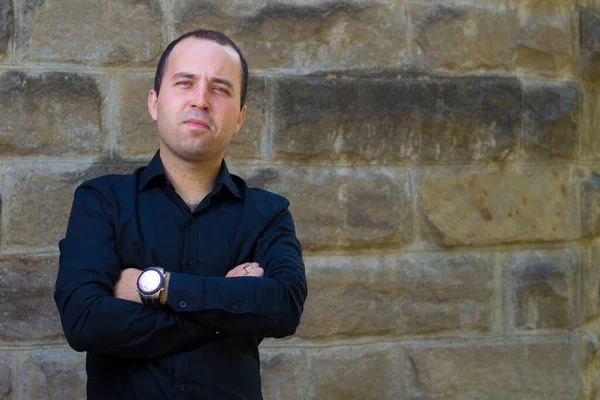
[171,72,235,91]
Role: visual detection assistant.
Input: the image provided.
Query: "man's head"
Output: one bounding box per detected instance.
[154,29,248,110]
[147,30,248,164]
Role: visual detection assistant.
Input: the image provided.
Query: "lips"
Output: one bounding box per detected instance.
[184,118,211,130]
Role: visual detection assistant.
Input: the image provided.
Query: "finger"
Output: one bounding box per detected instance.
[247,267,264,277]
[225,263,251,278]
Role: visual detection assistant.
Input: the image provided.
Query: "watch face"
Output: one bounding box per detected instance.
[138,270,162,294]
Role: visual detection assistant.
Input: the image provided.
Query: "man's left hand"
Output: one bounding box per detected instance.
[114,268,143,303]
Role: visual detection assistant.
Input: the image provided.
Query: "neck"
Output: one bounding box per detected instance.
[159,148,223,209]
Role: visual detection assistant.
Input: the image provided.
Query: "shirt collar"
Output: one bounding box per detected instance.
[139,151,243,200]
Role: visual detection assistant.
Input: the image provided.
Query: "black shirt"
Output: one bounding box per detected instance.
[54,153,307,400]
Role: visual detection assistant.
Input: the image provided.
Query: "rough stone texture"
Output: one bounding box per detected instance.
[259,348,307,399]
[0,254,62,342]
[172,0,406,72]
[410,3,520,73]
[17,348,86,400]
[584,239,600,321]
[17,0,162,65]
[581,84,600,160]
[521,82,580,160]
[581,8,600,81]
[418,166,579,246]
[308,344,400,399]
[404,338,578,399]
[116,75,265,159]
[0,352,12,399]
[0,1,13,62]
[298,253,495,338]
[582,169,600,237]
[579,320,600,400]
[240,166,411,251]
[503,248,580,331]
[1,162,143,249]
[268,76,520,163]
[410,3,573,76]
[0,71,108,156]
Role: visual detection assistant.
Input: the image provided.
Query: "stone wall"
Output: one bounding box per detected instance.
[0,0,599,399]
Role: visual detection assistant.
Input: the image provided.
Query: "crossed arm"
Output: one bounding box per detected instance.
[54,184,307,360]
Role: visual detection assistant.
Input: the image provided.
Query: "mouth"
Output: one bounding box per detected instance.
[183,118,211,131]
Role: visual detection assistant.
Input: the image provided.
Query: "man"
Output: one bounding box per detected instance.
[54,29,307,400]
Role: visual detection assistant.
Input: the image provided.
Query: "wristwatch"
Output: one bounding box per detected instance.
[136,266,166,307]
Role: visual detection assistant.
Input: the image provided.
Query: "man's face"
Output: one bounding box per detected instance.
[148,38,246,163]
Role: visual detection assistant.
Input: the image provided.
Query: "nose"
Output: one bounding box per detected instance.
[191,84,210,111]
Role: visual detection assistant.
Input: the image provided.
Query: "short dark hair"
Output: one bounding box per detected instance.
[154,29,248,110]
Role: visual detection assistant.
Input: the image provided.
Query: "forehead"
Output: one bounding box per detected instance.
[166,38,242,83]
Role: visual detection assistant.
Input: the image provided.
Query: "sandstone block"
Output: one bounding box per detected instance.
[578,320,600,400]
[522,82,580,160]
[0,352,12,399]
[240,166,411,250]
[17,348,86,400]
[581,8,600,81]
[2,162,143,249]
[581,85,600,160]
[503,248,580,331]
[515,11,574,77]
[584,239,600,321]
[582,169,600,237]
[0,254,63,342]
[297,253,494,338]
[259,348,307,399]
[409,3,519,73]
[172,0,406,71]
[417,166,579,245]
[268,76,520,163]
[404,338,578,399]
[0,71,108,156]
[17,0,162,65]
[307,344,400,399]
[0,1,13,62]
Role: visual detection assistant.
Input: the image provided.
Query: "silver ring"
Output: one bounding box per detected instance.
[244,265,253,274]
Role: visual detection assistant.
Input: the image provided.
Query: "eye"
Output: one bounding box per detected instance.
[214,86,230,95]
[177,81,191,87]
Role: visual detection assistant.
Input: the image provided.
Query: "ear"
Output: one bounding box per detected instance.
[233,105,247,134]
[148,89,158,121]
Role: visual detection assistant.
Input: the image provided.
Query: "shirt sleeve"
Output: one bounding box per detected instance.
[54,182,216,359]
[165,206,308,338]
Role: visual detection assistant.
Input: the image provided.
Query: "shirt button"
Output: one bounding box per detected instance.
[177,384,185,392]
[179,301,187,308]
[232,304,238,310]
[188,216,195,223]
[185,257,193,266]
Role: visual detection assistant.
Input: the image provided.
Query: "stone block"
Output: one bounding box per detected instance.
[409,3,520,73]
[579,320,600,400]
[307,344,400,400]
[404,338,578,399]
[521,82,580,160]
[0,71,108,156]
[172,0,407,71]
[581,8,600,81]
[504,248,580,331]
[0,352,12,399]
[259,348,307,399]
[582,169,600,237]
[297,253,495,338]
[417,166,579,245]
[2,162,143,249]
[240,166,411,251]
[268,76,520,163]
[515,11,574,77]
[584,239,600,321]
[17,348,86,400]
[581,84,600,160]
[17,0,162,65]
[0,254,63,342]
[0,1,13,62]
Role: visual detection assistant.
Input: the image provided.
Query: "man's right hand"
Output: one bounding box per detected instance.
[225,262,264,278]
